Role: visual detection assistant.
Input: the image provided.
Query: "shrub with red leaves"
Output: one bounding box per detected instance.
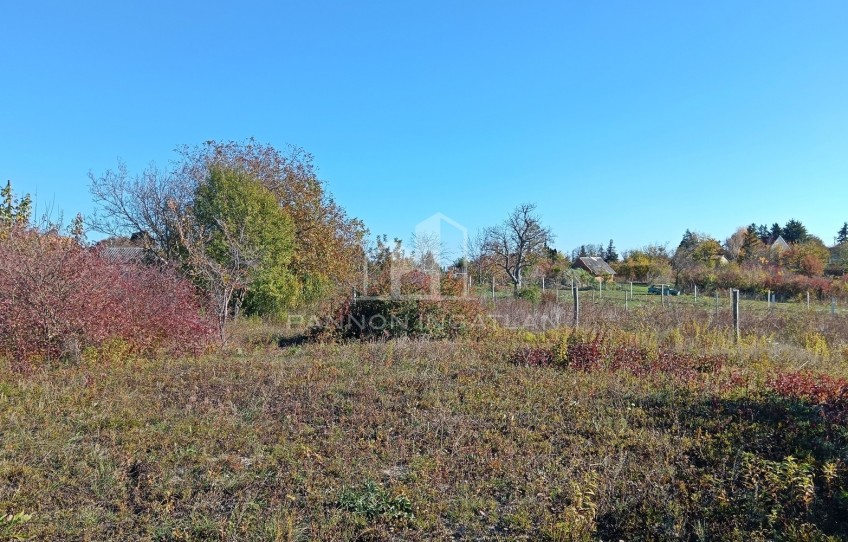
[767,371,848,421]
[566,334,606,371]
[511,333,728,380]
[0,227,215,366]
[510,346,554,367]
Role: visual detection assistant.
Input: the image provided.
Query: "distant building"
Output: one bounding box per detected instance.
[98,246,148,265]
[770,235,790,253]
[711,255,730,266]
[573,256,616,280]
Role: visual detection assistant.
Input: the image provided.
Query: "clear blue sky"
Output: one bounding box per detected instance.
[3,1,847,253]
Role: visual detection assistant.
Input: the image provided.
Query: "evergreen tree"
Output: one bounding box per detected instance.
[782,219,808,244]
[756,224,770,244]
[605,239,619,263]
[769,223,783,243]
[678,229,698,250]
[837,222,848,244]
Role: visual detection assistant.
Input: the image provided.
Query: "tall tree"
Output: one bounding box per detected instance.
[90,139,366,305]
[724,227,747,261]
[782,219,808,244]
[605,239,619,262]
[89,161,189,259]
[176,166,295,339]
[0,181,32,231]
[481,203,552,292]
[740,226,765,262]
[769,223,783,243]
[174,140,365,301]
[678,229,698,251]
[837,222,848,244]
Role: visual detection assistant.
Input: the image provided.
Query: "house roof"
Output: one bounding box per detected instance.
[99,246,147,264]
[574,256,616,276]
[771,235,790,252]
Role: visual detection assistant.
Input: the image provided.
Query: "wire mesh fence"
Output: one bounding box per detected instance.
[469,277,848,340]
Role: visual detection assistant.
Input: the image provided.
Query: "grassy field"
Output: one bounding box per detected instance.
[2,314,848,541]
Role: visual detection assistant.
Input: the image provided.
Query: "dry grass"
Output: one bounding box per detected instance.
[1,324,847,540]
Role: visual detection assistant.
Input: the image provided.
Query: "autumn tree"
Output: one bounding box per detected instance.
[174,140,365,302]
[739,225,767,263]
[176,166,295,339]
[724,227,747,262]
[616,245,672,284]
[90,139,366,306]
[673,231,721,270]
[784,237,830,277]
[481,203,552,293]
[0,181,32,231]
[89,162,189,259]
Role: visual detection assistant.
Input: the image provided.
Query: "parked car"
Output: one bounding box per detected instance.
[647,284,681,296]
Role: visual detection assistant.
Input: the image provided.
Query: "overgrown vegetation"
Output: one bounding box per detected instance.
[0,224,214,368]
[2,322,847,540]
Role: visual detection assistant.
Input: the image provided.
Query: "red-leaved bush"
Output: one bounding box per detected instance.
[510,332,727,380]
[0,226,215,367]
[767,371,848,422]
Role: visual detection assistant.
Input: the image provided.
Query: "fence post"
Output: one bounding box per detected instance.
[731,289,740,343]
[542,276,545,292]
[629,281,633,301]
[572,283,580,328]
[767,289,771,309]
[694,285,697,302]
[807,291,810,310]
[715,290,719,319]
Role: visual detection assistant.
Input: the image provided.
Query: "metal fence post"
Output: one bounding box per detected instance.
[572,283,580,328]
[731,289,740,343]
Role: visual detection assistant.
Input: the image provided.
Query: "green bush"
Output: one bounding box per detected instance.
[516,286,541,303]
[322,298,489,340]
[338,480,414,523]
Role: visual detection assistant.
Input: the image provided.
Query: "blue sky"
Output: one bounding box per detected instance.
[2,1,847,253]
